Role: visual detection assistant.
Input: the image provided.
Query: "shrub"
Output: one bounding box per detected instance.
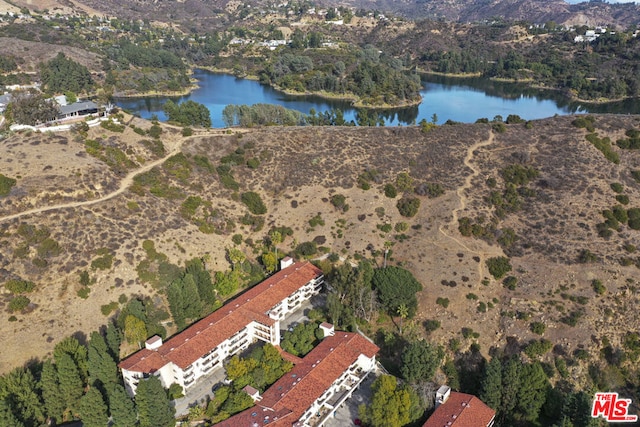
[240,192,267,215]
[0,173,17,197]
[9,295,30,312]
[436,297,449,308]
[101,301,119,316]
[610,182,624,193]
[424,319,441,332]
[503,276,518,290]
[296,241,317,257]
[5,279,35,294]
[330,194,348,211]
[182,127,193,137]
[530,322,546,335]
[396,197,420,218]
[500,165,539,186]
[246,158,260,169]
[486,256,512,279]
[524,339,553,358]
[77,288,90,299]
[466,293,478,300]
[384,184,397,198]
[414,183,445,198]
[477,302,487,313]
[578,249,598,263]
[592,279,606,295]
[616,195,630,205]
[91,250,114,270]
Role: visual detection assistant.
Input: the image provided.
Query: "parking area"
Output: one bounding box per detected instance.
[323,371,377,427]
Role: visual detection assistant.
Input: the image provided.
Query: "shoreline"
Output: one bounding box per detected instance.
[419,70,637,105]
[119,66,422,109]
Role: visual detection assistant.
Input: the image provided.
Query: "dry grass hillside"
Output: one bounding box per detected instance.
[1,115,640,377]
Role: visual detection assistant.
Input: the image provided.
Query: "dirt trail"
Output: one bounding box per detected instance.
[0,138,186,223]
[437,131,504,279]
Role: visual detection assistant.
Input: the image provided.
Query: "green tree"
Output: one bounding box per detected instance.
[240,191,267,215]
[167,280,186,330]
[226,247,246,270]
[359,375,421,427]
[124,315,148,348]
[53,336,88,381]
[0,367,44,425]
[480,357,502,410]
[0,399,25,427]
[40,360,65,423]
[78,387,108,427]
[163,100,211,127]
[500,357,522,425]
[185,258,216,307]
[214,270,239,297]
[57,352,84,416]
[87,331,118,388]
[397,303,408,335]
[40,52,93,93]
[270,230,283,261]
[280,322,321,357]
[517,362,548,422]
[372,266,423,318]
[105,321,123,362]
[262,251,277,274]
[7,91,59,125]
[136,376,175,427]
[400,340,444,383]
[182,274,203,320]
[109,384,138,427]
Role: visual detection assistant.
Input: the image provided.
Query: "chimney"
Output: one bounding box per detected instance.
[319,322,335,338]
[435,385,451,408]
[144,335,162,350]
[280,256,294,270]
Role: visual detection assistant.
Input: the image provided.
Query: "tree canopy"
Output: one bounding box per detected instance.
[40,53,93,94]
[372,266,422,318]
[163,100,211,127]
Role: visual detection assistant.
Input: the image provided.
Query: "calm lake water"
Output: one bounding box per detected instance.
[115,69,640,127]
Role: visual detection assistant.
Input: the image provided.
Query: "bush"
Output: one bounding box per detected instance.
[396,197,420,217]
[0,174,17,197]
[610,182,624,193]
[616,195,630,205]
[530,322,546,335]
[182,127,193,137]
[384,184,397,198]
[330,194,348,211]
[503,276,518,290]
[296,241,317,257]
[101,301,119,316]
[246,158,260,169]
[436,297,449,308]
[477,302,487,313]
[592,279,606,295]
[77,288,90,299]
[424,319,441,332]
[240,192,267,215]
[524,339,553,358]
[486,256,512,279]
[9,295,30,312]
[5,279,35,294]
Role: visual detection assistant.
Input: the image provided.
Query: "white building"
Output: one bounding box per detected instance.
[118,259,324,396]
[216,331,379,427]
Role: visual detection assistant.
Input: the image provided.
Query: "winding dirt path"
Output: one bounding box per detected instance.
[436,131,504,278]
[0,139,186,223]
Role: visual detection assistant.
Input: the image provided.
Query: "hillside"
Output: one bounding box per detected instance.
[1,115,640,390]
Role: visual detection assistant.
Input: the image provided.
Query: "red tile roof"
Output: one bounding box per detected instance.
[423,392,496,427]
[216,332,379,427]
[119,261,323,372]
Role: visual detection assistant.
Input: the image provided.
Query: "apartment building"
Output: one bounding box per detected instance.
[217,331,379,427]
[423,386,496,427]
[118,259,324,396]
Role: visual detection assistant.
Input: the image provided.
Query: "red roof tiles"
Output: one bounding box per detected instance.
[119,261,322,372]
[422,392,496,427]
[217,332,379,427]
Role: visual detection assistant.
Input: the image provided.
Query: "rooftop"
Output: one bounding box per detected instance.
[217,332,379,427]
[119,261,323,372]
[423,392,496,427]
[58,101,98,116]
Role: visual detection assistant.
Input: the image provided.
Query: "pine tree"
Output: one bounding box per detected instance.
[109,384,138,427]
[105,321,123,362]
[500,357,522,425]
[1,366,44,425]
[517,361,549,421]
[167,281,186,330]
[87,331,119,388]
[79,387,108,427]
[53,336,88,381]
[124,315,148,348]
[57,352,85,416]
[0,398,25,427]
[185,258,216,306]
[182,274,202,320]
[40,360,66,423]
[480,357,502,410]
[136,376,175,427]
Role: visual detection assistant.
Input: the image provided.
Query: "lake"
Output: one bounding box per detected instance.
[115,69,640,127]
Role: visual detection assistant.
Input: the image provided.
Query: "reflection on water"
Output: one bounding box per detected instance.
[115,70,640,128]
